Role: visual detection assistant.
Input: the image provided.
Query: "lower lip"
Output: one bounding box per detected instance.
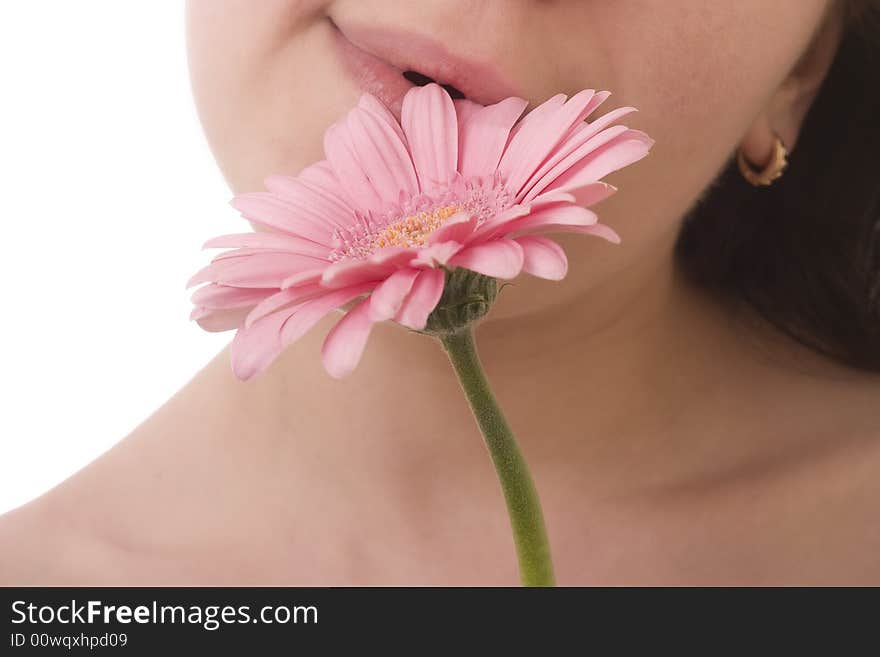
[330,22,414,120]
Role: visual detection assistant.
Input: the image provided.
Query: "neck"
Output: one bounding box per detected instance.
[176,249,756,487]
[119,242,875,568]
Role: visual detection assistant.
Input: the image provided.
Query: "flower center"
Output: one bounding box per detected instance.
[373,204,461,251]
[329,175,512,262]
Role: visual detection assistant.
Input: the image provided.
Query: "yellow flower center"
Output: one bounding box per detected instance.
[329,176,512,262]
[372,204,460,250]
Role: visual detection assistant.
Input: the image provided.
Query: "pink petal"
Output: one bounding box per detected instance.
[191,284,273,309]
[281,268,326,289]
[527,189,577,208]
[267,160,353,208]
[469,203,533,242]
[264,174,353,231]
[231,193,335,246]
[426,212,478,246]
[557,182,618,208]
[210,247,277,262]
[468,197,582,243]
[453,98,482,126]
[448,239,525,279]
[578,90,613,123]
[457,96,528,178]
[323,120,386,214]
[203,232,331,259]
[369,268,420,321]
[233,282,366,378]
[230,308,291,380]
[499,89,601,198]
[533,128,654,199]
[321,299,376,379]
[212,254,313,288]
[519,125,627,195]
[346,106,419,202]
[401,83,458,191]
[297,159,351,193]
[245,283,324,328]
[394,268,446,330]
[358,93,408,151]
[503,204,598,237]
[552,223,622,244]
[569,103,636,141]
[519,105,636,202]
[409,241,464,268]
[187,252,327,289]
[189,307,211,321]
[520,184,616,213]
[279,285,374,347]
[194,307,251,333]
[515,236,569,280]
[505,93,566,144]
[321,247,417,288]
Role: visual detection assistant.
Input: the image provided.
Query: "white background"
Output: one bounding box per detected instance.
[0,3,240,514]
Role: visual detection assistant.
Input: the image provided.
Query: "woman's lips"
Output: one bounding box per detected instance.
[329,18,521,119]
[330,21,415,119]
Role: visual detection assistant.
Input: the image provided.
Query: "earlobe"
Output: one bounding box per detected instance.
[737,134,789,187]
[739,114,782,172]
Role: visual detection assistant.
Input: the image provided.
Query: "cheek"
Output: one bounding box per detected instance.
[187,0,347,192]
[550,0,830,248]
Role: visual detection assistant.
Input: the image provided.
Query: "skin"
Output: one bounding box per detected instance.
[2,0,879,585]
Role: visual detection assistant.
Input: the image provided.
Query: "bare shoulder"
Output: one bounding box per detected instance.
[0,499,80,585]
[0,470,139,586]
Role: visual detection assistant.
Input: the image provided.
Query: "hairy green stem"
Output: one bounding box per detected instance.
[440,327,555,587]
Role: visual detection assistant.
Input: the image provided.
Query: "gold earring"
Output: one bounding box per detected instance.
[737,135,789,187]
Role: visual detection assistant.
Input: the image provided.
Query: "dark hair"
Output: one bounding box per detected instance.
[676,2,880,371]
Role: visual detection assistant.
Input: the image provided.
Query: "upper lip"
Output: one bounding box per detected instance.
[329,18,521,108]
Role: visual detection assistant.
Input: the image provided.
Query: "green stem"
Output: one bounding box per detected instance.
[440,327,555,587]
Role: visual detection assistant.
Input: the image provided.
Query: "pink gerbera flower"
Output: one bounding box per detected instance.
[189,83,653,379]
